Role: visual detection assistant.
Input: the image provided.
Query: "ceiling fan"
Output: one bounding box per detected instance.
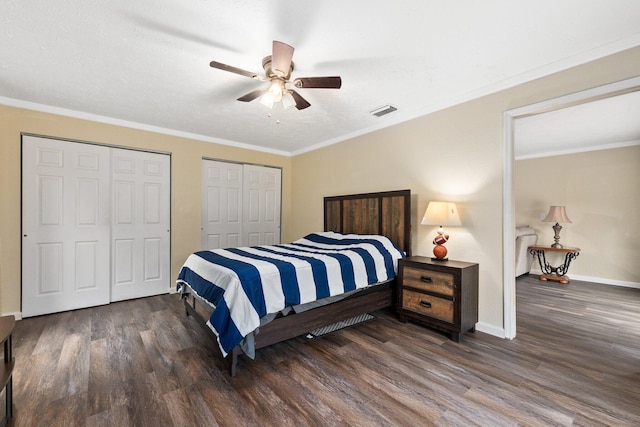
[209,40,342,110]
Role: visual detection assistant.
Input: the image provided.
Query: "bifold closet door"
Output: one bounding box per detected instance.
[111,149,171,302]
[201,160,243,250]
[201,160,281,249]
[22,136,111,317]
[22,136,171,316]
[243,164,281,246]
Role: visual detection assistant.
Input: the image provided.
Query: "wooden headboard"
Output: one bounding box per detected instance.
[324,189,411,256]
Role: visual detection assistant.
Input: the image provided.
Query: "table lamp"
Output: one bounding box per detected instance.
[542,205,572,248]
[421,201,461,260]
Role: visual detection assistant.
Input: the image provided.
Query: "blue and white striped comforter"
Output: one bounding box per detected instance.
[177,232,405,357]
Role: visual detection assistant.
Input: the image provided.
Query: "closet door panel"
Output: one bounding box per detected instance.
[22,136,111,317]
[202,160,243,249]
[242,165,281,246]
[111,150,171,302]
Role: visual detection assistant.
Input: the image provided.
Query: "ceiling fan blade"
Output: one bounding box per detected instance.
[293,76,342,89]
[289,90,311,110]
[237,88,267,102]
[271,41,294,77]
[210,61,265,80]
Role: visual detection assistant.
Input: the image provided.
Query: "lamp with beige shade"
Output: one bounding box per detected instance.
[421,201,461,261]
[542,205,572,248]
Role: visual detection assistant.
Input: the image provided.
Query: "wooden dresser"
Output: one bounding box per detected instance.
[396,256,478,342]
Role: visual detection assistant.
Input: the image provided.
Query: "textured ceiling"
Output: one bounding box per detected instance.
[1,1,640,155]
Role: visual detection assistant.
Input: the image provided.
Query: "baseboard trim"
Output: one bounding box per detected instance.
[474,322,506,339]
[0,311,22,321]
[570,274,640,289]
[529,269,640,289]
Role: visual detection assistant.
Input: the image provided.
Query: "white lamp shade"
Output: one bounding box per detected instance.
[267,80,283,101]
[281,92,296,109]
[421,201,461,227]
[260,93,275,109]
[542,206,572,223]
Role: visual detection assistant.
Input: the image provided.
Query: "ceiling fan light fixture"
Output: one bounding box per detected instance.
[260,80,287,109]
[267,80,284,102]
[260,93,276,109]
[210,40,341,111]
[281,92,296,110]
[281,91,296,110]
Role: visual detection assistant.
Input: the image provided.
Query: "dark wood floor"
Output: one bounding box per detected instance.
[9,275,640,426]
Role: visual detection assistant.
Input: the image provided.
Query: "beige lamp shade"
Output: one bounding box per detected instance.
[542,206,572,223]
[421,201,462,227]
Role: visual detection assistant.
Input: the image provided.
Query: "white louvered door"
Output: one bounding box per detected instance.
[22,136,111,317]
[201,160,281,249]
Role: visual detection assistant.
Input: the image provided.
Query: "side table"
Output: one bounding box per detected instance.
[528,245,580,284]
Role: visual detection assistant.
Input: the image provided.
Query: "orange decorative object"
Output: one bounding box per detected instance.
[433,244,448,259]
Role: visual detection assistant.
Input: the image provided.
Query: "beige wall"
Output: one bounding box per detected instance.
[291,46,640,333]
[0,106,292,315]
[515,145,640,284]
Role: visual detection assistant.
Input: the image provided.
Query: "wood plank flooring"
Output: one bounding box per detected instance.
[9,275,640,426]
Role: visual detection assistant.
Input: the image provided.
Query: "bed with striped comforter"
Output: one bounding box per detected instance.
[176,231,405,357]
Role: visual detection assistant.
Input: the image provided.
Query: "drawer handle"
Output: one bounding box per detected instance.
[420,276,433,283]
[420,300,432,308]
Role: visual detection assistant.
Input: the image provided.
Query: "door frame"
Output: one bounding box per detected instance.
[502,76,640,339]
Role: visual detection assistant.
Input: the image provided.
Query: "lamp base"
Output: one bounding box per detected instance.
[432,243,448,260]
[551,222,563,248]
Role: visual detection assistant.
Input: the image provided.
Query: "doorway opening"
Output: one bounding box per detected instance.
[502,76,640,339]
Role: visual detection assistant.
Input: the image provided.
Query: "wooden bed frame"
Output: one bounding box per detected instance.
[183,189,412,376]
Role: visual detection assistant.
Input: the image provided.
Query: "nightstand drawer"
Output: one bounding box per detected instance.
[402,266,454,297]
[402,289,454,323]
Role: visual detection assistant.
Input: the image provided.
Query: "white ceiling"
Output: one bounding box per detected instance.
[514,90,640,159]
[1,1,640,156]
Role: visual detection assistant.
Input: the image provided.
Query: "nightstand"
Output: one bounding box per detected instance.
[396,256,478,342]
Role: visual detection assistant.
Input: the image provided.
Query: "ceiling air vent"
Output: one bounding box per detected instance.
[370,105,397,117]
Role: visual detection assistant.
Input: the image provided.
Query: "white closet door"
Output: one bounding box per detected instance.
[111,149,171,302]
[22,136,111,317]
[201,160,243,249]
[243,164,281,246]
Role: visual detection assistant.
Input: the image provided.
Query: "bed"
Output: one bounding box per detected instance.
[178,189,411,376]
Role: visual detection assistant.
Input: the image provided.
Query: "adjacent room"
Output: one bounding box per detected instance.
[1,1,639,425]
